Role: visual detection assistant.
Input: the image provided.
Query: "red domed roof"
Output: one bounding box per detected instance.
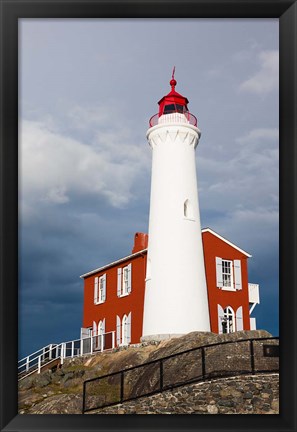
[158,68,189,116]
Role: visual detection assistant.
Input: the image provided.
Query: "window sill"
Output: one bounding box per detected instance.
[94,300,105,305]
[221,287,236,292]
[118,292,131,298]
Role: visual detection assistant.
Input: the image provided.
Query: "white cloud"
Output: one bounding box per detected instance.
[198,127,279,229]
[239,50,279,94]
[236,128,278,144]
[43,186,69,204]
[67,105,110,130]
[20,115,150,217]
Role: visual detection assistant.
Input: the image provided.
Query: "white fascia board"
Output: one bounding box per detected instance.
[201,227,252,258]
[80,249,148,279]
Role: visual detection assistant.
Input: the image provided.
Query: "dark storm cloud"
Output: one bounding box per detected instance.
[19,19,279,357]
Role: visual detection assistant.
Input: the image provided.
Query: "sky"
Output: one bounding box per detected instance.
[19,19,279,359]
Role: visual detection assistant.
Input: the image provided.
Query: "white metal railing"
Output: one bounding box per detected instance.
[149,111,198,127]
[18,331,115,380]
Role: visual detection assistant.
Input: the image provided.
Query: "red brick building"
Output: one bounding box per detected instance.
[80,229,260,348]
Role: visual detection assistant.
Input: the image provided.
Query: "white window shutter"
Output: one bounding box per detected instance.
[93,321,97,337]
[234,260,242,290]
[217,304,224,334]
[116,315,121,346]
[117,268,122,296]
[102,274,106,301]
[127,312,131,344]
[236,306,243,331]
[94,277,98,303]
[216,257,223,288]
[127,263,132,293]
[102,318,106,334]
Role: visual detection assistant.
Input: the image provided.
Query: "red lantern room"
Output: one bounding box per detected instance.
[149,68,197,127]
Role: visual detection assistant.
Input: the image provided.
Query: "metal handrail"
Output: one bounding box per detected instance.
[18,331,116,379]
[82,336,279,413]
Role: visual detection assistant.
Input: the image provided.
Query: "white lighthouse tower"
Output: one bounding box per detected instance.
[142,71,210,340]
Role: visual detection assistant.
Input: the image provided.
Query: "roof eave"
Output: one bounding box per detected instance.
[79,248,148,279]
[201,227,252,258]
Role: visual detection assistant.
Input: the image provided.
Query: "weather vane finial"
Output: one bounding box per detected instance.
[170,66,177,89]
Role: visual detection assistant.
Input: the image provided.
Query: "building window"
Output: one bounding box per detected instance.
[216,257,242,290]
[98,320,104,336]
[92,321,97,337]
[122,315,129,345]
[94,274,106,304]
[97,319,105,350]
[117,263,132,297]
[222,260,233,289]
[218,305,235,334]
[116,313,131,346]
[222,307,235,333]
[80,327,92,343]
[123,267,129,293]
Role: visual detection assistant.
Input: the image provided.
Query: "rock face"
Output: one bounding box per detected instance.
[18,330,279,414]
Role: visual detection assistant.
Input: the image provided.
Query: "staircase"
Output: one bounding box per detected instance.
[18,331,115,381]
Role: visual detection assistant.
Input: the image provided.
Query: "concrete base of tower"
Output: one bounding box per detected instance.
[140,333,185,343]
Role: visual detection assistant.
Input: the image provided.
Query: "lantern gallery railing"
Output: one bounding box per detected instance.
[18,331,116,381]
[82,336,279,414]
[149,111,198,127]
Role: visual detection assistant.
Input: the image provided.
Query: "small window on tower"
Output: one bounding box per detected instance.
[184,199,194,220]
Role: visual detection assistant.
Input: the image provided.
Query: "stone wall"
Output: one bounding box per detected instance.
[19,331,279,414]
[92,373,279,415]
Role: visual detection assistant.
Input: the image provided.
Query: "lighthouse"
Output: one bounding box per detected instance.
[142,70,211,340]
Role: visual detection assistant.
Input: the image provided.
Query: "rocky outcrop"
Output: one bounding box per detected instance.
[18,330,278,414]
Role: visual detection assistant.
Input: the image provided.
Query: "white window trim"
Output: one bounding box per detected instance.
[216,257,243,291]
[98,275,105,303]
[117,264,132,297]
[220,306,235,334]
[122,267,129,296]
[94,274,106,304]
[221,259,236,291]
[98,320,104,336]
[121,314,129,346]
[117,313,131,346]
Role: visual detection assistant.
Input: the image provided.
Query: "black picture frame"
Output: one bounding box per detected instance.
[0,1,296,431]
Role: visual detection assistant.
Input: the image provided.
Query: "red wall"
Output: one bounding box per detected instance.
[202,231,251,333]
[83,253,147,344]
[83,231,252,343]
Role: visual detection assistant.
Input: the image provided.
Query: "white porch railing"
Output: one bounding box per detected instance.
[18,331,115,380]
